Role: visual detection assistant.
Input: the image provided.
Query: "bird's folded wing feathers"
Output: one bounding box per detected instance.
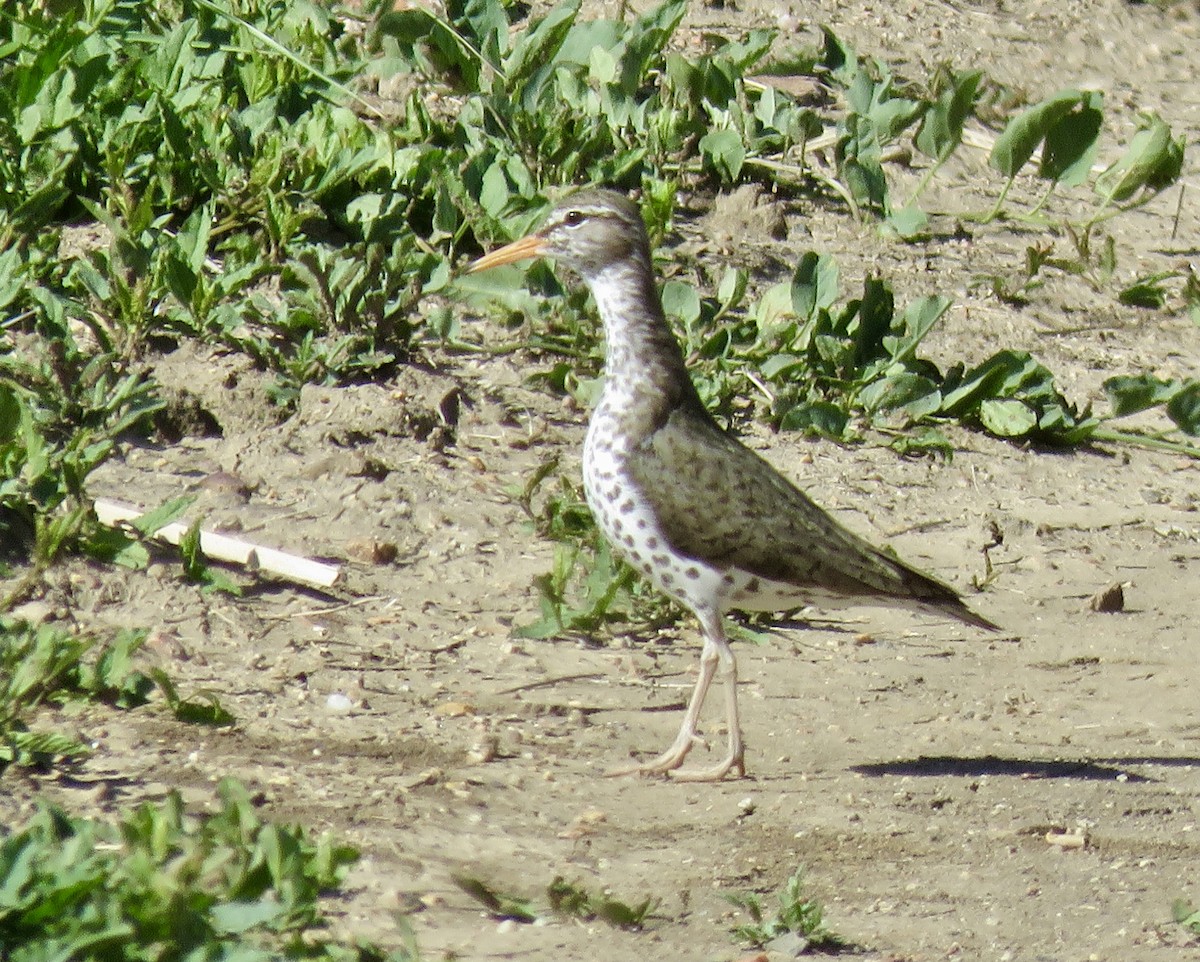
[627,408,977,609]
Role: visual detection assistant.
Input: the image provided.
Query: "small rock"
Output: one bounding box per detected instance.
[765,930,810,957]
[1045,829,1087,849]
[467,734,499,764]
[558,808,608,839]
[433,700,475,718]
[1089,583,1124,613]
[9,600,55,624]
[344,538,399,565]
[199,470,253,502]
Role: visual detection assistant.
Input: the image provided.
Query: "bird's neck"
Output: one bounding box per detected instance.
[588,258,695,406]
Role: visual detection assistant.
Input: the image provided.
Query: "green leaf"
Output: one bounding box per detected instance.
[717,267,748,309]
[1095,114,1184,204]
[452,874,538,922]
[914,69,982,161]
[940,351,1031,415]
[858,373,942,419]
[211,897,286,933]
[888,426,952,457]
[588,43,617,84]
[1117,274,1170,308]
[884,205,928,239]
[511,0,582,107]
[790,252,839,320]
[4,729,89,761]
[819,26,857,84]
[478,162,511,216]
[989,89,1086,178]
[129,495,196,537]
[593,894,656,929]
[758,354,804,380]
[1166,382,1200,435]
[979,397,1038,437]
[661,281,701,324]
[887,296,951,363]
[0,385,20,442]
[699,128,745,181]
[1103,374,1180,417]
[1039,93,1103,186]
[851,278,894,366]
[778,401,850,440]
[1173,899,1200,931]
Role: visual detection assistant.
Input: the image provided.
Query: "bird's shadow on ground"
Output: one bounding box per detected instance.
[847,754,1200,782]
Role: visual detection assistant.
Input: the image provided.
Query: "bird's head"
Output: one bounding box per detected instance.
[466,189,650,283]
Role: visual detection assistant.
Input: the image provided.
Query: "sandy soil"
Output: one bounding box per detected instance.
[4,1,1200,959]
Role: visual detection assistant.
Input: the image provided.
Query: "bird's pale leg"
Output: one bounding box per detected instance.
[605,638,717,777]
[607,614,746,781]
[672,614,744,781]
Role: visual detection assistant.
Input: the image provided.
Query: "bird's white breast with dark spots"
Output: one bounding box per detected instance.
[584,410,731,615]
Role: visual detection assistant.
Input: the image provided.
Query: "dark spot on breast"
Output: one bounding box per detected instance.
[651,554,669,567]
[623,534,635,547]
[620,499,635,514]
[745,577,761,594]
[636,518,648,529]
[646,536,659,549]
[722,573,736,586]
[641,561,654,574]
[661,573,674,587]
[685,566,701,580]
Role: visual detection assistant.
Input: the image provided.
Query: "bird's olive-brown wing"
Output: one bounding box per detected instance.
[625,407,965,605]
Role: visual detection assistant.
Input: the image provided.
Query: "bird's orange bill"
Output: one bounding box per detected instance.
[465,233,546,273]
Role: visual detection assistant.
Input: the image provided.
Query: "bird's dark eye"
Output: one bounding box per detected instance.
[563,210,584,227]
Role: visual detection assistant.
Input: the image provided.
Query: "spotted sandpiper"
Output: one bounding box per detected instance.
[468,188,998,781]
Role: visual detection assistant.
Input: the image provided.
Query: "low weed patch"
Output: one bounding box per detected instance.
[0,616,232,773]
[0,777,417,961]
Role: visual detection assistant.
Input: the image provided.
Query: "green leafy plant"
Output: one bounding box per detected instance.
[0,778,417,960]
[1102,374,1200,439]
[0,0,447,576]
[179,519,244,596]
[0,295,161,572]
[1174,899,1200,935]
[985,88,1104,221]
[453,872,657,929]
[0,617,233,772]
[726,867,843,950]
[681,248,1200,457]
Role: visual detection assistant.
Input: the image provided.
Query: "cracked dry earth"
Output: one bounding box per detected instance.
[4,0,1200,960]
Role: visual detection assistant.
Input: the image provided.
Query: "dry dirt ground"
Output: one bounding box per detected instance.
[4,0,1200,959]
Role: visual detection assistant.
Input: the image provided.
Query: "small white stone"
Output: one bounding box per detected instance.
[326,693,353,714]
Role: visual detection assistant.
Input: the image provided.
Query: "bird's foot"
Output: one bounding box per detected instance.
[669,751,746,782]
[604,734,699,779]
[605,739,746,782]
